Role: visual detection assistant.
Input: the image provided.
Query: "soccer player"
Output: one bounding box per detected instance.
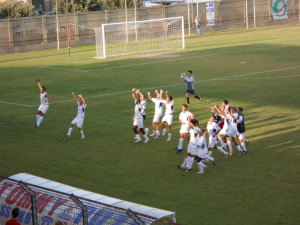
[215,106,243,155]
[66,92,87,139]
[174,104,193,152]
[147,89,164,139]
[161,91,174,141]
[181,70,201,105]
[206,115,228,157]
[237,107,248,152]
[132,89,149,143]
[35,79,50,127]
[194,128,211,174]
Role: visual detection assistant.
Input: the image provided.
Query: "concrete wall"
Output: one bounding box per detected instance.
[0,0,299,54]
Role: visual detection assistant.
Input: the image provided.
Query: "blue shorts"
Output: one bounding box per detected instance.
[186,90,195,95]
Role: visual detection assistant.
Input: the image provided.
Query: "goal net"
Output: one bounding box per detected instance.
[94,17,185,59]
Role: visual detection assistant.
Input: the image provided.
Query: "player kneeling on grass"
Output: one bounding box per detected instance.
[132,89,149,143]
[66,92,86,139]
[161,91,174,142]
[35,79,51,128]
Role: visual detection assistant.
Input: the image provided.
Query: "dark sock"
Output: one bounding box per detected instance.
[194,95,201,100]
[186,97,190,104]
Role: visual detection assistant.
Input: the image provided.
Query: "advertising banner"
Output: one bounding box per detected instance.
[206,3,215,26]
[272,0,288,19]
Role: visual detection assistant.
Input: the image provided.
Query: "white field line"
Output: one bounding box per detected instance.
[1,66,299,107]
[38,46,286,73]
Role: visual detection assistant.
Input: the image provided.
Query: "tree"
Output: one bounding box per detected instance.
[56,0,104,14]
[0,0,34,19]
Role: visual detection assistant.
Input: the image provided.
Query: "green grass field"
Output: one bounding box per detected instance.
[1,25,300,225]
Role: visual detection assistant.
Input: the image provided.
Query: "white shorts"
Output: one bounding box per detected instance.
[180,125,189,134]
[152,113,162,123]
[133,117,144,129]
[219,128,226,136]
[71,117,84,128]
[162,114,173,125]
[226,129,237,137]
[208,136,218,148]
[196,147,208,159]
[238,132,245,140]
[187,143,197,155]
[38,104,49,114]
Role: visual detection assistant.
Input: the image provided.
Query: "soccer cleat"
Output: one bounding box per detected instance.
[212,158,216,166]
[144,136,149,144]
[245,139,250,145]
[162,129,167,136]
[174,147,182,152]
[81,137,85,140]
[66,134,70,137]
[197,171,204,174]
[135,139,142,143]
[242,150,248,154]
[167,136,171,142]
[185,169,192,173]
[150,133,156,137]
[134,136,138,140]
[154,133,161,139]
[229,149,233,156]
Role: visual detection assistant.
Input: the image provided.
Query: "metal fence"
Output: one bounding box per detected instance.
[0,0,299,53]
[0,175,177,225]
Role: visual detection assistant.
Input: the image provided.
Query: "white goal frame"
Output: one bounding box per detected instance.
[94,16,185,59]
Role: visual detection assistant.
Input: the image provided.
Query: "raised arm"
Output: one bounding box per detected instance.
[36,80,43,92]
[78,94,86,104]
[147,92,152,100]
[132,88,138,100]
[72,92,78,102]
[214,105,226,118]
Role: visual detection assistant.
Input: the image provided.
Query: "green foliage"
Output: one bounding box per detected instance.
[103,0,143,10]
[56,0,104,13]
[0,0,34,19]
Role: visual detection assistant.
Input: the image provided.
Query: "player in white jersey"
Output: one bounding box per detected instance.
[174,104,193,152]
[147,89,164,139]
[181,70,201,106]
[161,91,174,141]
[35,80,50,127]
[178,118,198,171]
[206,115,228,157]
[66,92,87,139]
[215,106,243,155]
[132,89,149,143]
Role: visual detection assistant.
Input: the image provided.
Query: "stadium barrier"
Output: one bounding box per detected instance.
[0,0,299,54]
[0,173,177,225]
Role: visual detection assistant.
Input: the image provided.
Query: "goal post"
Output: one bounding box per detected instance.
[95,16,185,59]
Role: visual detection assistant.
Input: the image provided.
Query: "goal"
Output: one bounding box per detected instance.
[94,17,185,59]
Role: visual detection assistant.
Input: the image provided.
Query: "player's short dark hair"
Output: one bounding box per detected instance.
[191,118,198,125]
[188,70,192,73]
[169,95,173,100]
[238,107,243,112]
[11,207,20,219]
[182,104,188,108]
[222,99,228,104]
[42,86,46,91]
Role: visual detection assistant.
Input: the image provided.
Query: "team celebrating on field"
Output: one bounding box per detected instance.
[35,69,249,175]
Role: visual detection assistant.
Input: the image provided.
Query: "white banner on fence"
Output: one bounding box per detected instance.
[272,0,288,19]
[206,3,215,26]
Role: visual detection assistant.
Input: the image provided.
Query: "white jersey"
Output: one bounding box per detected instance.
[189,126,201,145]
[76,102,87,118]
[40,92,49,105]
[152,98,164,115]
[179,110,193,126]
[224,113,238,132]
[140,100,147,116]
[162,100,174,115]
[134,100,143,120]
[207,122,220,138]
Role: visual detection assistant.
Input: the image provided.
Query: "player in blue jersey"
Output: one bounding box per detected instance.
[181,70,201,105]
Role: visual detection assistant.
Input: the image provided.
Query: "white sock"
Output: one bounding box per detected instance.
[218,136,225,147]
[197,162,205,172]
[237,145,242,151]
[156,130,160,135]
[178,138,184,149]
[37,116,43,127]
[217,146,227,155]
[207,151,212,156]
[227,140,233,150]
[67,128,73,136]
[135,134,141,139]
[241,142,247,151]
[168,133,172,137]
[181,158,187,168]
[186,156,194,169]
[80,130,85,138]
[205,155,214,162]
[163,128,167,133]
